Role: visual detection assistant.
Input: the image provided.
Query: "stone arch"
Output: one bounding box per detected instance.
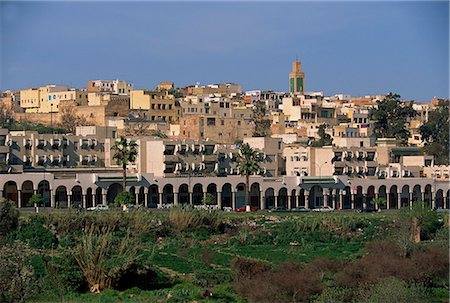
[250,183,261,209]
[235,183,246,208]
[221,183,232,208]
[71,186,83,208]
[424,184,432,207]
[178,184,189,205]
[38,180,51,207]
[55,186,68,208]
[342,186,351,209]
[148,184,159,208]
[299,189,306,207]
[21,181,34,207]
[95,187,103,205]
[366,186,375,207]
[3,181,18,205]
[310,185,323,208]
[192,183,203,205]
[163,184,174,205]
[355,186,364,209]
[412,185,421,206]
[386,185,395,209]
[138,187,145,205]
[435,189,444,209]
[278,187,288,209]
[206,183,218,205]
[107,183,123,205]
[265,188,275,209]
[86,188,93,208]
[447,189,450,209]
[401,185,410,208]
[291,189,297,209]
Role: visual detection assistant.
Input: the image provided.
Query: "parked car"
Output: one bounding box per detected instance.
[269,206,288,212]
[222,206,233,212]
[87,205,109,211]
[312,206,334,212]
[236,206,258,212]
[291,206,311,212]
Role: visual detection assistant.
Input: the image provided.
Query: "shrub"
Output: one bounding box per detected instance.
[168,207,223,234]
[0,243,37,303]
[0,198,19,238]
[28,194,43,207]
[114,192,135,207]
[312,287,352,303]
[231,257,324,303]
[71,224,140,292]
[11,215,58,249]
[356,277,428,303]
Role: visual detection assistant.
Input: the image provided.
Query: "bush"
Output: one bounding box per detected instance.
[114,192,135,207]
[28,194,43,207]
[71,224,140,292]
[231,257,325,303]
[11,215,58,249]
[356,277,428,303]
[168,207,223,234]
[0,243,37,303]
[0,198,19,238]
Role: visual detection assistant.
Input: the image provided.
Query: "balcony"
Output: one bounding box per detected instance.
[202,154,217,162]
[164,154,179,163]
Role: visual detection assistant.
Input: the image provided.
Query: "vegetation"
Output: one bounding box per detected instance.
[420,100,449,165]
[28,194,44,207]
[0,198,19,238]
[237,143,261,210]
[114,191,135,207]
[1,203,447,302]
[311,124,333,147]
[111,137,139,191]
[59,104,90,133]
[369,93,417,143]
[253,101,271,137]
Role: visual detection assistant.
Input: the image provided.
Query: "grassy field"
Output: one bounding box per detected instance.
[3,208,448,303]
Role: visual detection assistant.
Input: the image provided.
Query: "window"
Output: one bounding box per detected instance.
[360,141,364,147]
[237,121,241,126]
[221,120,224,126]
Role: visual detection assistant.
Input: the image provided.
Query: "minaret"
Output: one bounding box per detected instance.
[289,59,305,94]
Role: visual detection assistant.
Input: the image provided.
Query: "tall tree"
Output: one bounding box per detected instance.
[237,143,261,212]
[369,93,417,143]
[419,100,449,165]
[111,137,139,191]
[253,101,271,137]
[59,105,89,133]
[312,124,333,147]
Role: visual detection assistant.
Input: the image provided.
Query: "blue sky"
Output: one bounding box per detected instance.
[0,1,448,101]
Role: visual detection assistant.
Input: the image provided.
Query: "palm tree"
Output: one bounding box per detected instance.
[237,143,261,212]
[111,136,139,191]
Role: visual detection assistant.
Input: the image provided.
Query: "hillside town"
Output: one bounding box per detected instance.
[0,60,449,211]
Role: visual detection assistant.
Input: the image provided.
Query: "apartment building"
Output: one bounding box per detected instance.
[130,90,179,122]
[88,80,133,95]
[6,126,117,172]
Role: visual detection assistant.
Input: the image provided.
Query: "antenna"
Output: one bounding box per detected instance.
[296,54,299,62]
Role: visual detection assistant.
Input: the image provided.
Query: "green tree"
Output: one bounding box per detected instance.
[371,197,386,210]
[0,198,19,238]
[311,124,333,147]
[419,100,449,165]
[111,137,139,191]
[369,93,417,143]
[114,191,135,207]
[253,101,271,137]
[237,143,261,211]
[28,194,43,207]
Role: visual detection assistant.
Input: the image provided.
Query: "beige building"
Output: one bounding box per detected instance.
[88,80,133,95]
[130,90,179,122]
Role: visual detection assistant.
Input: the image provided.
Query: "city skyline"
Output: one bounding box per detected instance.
[1,1,448,101]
